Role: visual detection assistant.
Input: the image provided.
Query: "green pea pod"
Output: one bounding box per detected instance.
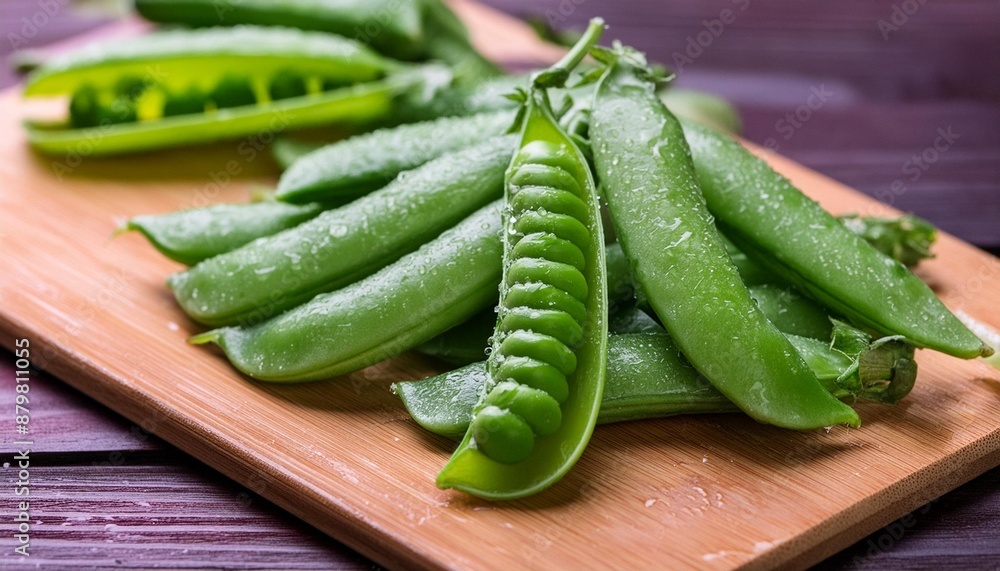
[680,119,991,359]
[134,0,426,60]
[25,27,393,95]
[170,135,515,326]
[436,18,607,500]
[135,0,499,80]
[396,330,917,439]
[22,26,429,155]
[748,284,836,340]
[123,201,325,265]
[276,110,515,203]
[659,88,742,135]
[590,45,860,430]
[190,201,504,381]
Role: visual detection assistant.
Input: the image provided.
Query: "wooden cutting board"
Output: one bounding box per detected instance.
[3,3,1000,569]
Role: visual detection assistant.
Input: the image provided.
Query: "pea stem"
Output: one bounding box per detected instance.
[532,18,605,89]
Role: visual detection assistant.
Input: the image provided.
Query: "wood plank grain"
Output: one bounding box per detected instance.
[816,466,1000,570]
[0,355,162,454]
[0,463,370,570]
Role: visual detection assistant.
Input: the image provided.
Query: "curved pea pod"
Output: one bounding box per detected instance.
[22,26,429,155]
[659,88,741,135]
[680,119,991,359]
[590,46,859,430]
[123,201,325,265]
[437,19,607,499]
[395,329,918,439]
[134,0,427,60]
[170,135,515,326]
[135,0,499,79]
[190,201,504,381]
[276,110,516,203]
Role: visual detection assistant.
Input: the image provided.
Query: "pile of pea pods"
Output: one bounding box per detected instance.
[24,8,994,500]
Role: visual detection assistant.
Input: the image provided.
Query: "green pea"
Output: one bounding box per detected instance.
[509,185,590,226]
[509,233,586,272]
[493,356,569,404]
[513,210,591,254]
[496,330,578,376]
[269,69,308,101]
[471,406,534,465]
[502,282,588,327]
[211,75,256,109]
[162,86,207,117]
[505,258,588,301]
[68,85,101,128]
[483,382,562,437]
[498,307,584,347]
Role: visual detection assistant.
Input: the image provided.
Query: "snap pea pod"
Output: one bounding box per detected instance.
[276,110,515,203]
[680,119,991,359]
[135,0,499,79]
[23,26,427,155]
[396,329,917,439]
[135,0,426,60]
[659,88,741,135]
[590,45,860,430]
[190,201,504,381]
[170,135,515,326]
[123,201,325,265]
[437,19,607,499]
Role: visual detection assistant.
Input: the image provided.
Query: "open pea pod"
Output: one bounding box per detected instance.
[436,19,607,500]
[22,26,429,155]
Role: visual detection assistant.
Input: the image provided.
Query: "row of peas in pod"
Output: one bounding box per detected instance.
[110,19,994,500]
[21,0,499,155]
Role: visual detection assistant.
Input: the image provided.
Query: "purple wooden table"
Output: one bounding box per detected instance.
[2,0,999,568]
